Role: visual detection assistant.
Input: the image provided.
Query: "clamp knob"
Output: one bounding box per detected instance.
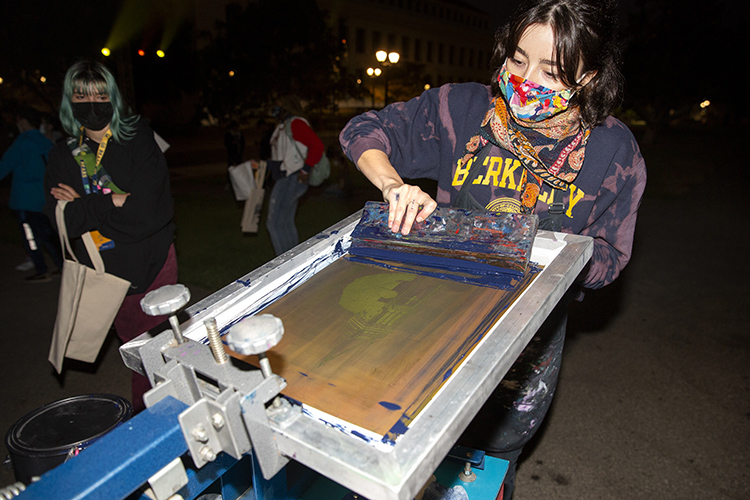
[140,284,191,344]
[226,314,284,355]
[227,314,284,378]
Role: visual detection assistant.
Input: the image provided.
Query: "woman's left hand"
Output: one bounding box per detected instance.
[50,183,81,201]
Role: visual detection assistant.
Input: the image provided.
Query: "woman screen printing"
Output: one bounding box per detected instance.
[339,0,647,496]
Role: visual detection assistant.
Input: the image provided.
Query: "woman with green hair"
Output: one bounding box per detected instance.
[44,60,177,412]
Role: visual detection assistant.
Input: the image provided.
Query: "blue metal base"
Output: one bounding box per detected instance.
[433,453,507,499]
[17,396,190,500]
[13,395,506,500]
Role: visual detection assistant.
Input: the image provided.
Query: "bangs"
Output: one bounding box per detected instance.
[549,11,583,88]
[72,75,109,96]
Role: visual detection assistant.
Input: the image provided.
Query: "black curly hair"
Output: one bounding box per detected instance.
[490,0,624,126]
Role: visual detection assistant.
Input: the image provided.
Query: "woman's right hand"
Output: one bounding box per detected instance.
[357,149,437,235]
[50,183,81,201]
[382,182,437,235]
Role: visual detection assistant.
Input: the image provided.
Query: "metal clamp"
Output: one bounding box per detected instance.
[179,393,248,469]
[141,284,192,344]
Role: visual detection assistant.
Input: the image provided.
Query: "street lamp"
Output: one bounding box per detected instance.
[375,51,399,106]
[375,50,400,65]
[366,67,382,108]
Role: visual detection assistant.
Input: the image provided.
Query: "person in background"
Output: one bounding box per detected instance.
[44,60,177,412]
[0,106,63,281]
[224,120,245,167]
[266,97,324,255]
[339,0,647,497]
[40,112,64,144]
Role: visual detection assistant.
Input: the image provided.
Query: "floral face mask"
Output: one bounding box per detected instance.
[497,63,578,121]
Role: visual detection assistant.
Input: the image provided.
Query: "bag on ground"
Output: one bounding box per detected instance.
[241,160,267,233]
[228,160,257,201]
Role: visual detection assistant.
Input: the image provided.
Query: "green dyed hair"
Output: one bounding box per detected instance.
[59,60,138,142]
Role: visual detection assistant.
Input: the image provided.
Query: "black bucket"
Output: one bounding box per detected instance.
[4,394,132,485]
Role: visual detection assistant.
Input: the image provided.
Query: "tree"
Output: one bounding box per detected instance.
[0,1,119,115]
[621,0,739,142]
[199,0,347,121]
[386,62,433,105]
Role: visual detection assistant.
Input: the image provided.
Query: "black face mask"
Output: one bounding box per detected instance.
[71,102,113,131]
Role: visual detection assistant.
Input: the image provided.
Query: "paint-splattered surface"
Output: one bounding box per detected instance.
[350,201,538,275]
[229,257,538,443]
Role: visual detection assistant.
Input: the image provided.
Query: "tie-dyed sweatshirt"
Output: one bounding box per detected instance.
[340,82,647,290]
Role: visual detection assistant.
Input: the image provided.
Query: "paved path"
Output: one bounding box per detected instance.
[0,127,747,499]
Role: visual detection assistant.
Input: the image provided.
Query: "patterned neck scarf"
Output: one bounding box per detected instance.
[68,128,125,195]
[457,96,591,213]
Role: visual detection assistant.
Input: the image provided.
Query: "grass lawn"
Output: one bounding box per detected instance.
[2,122,733,295]
[169,160,382,293]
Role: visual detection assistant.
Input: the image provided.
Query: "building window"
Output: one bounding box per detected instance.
[414,38,422,62]
[356,28,365,54]
[426,41,433,63]
[438,43,444,64]
[372,31,382,52]
[402,36,410,60]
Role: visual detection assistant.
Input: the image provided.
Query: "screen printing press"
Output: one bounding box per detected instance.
[13,207,592,500]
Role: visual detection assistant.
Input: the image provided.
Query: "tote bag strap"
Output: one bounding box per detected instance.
[55,200,107,275]
[55,200,78,262]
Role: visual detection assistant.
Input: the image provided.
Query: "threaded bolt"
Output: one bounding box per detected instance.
[211,413,225,430]
[204,317,227,364]
[199,445,217,462]
[191,424,209,443]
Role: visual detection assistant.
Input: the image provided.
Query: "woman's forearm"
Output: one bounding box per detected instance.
[356,149,404,198]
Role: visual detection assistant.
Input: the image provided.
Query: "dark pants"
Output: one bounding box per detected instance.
[459,293,571,499]
[113,244,178,413]
[15,210,63,274]
[266,172,308,255]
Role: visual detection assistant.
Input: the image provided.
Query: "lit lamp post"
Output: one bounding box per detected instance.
[366,67,382,109]
[375,50,399,107]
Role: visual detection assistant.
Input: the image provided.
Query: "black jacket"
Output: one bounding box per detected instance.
[44,119,175,294]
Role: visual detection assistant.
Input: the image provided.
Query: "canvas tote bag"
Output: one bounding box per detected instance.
[241,160,267,233]
[228,160,255,201]
[49,200,131,373]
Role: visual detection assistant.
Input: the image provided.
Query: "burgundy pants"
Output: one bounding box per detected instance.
[113,244,178,412]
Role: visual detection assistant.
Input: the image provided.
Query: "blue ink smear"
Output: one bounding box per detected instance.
[235,278,252,287]
[442,369,452,381]
[381,435,396,446]
[299,372,309,377]
[388,417,409,437]
[285,395,302,406]
[378,401,402,411]
[334,240,345,255]
[350,430,372,443]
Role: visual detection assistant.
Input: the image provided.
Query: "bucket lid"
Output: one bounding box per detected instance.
[5,394,132,456]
